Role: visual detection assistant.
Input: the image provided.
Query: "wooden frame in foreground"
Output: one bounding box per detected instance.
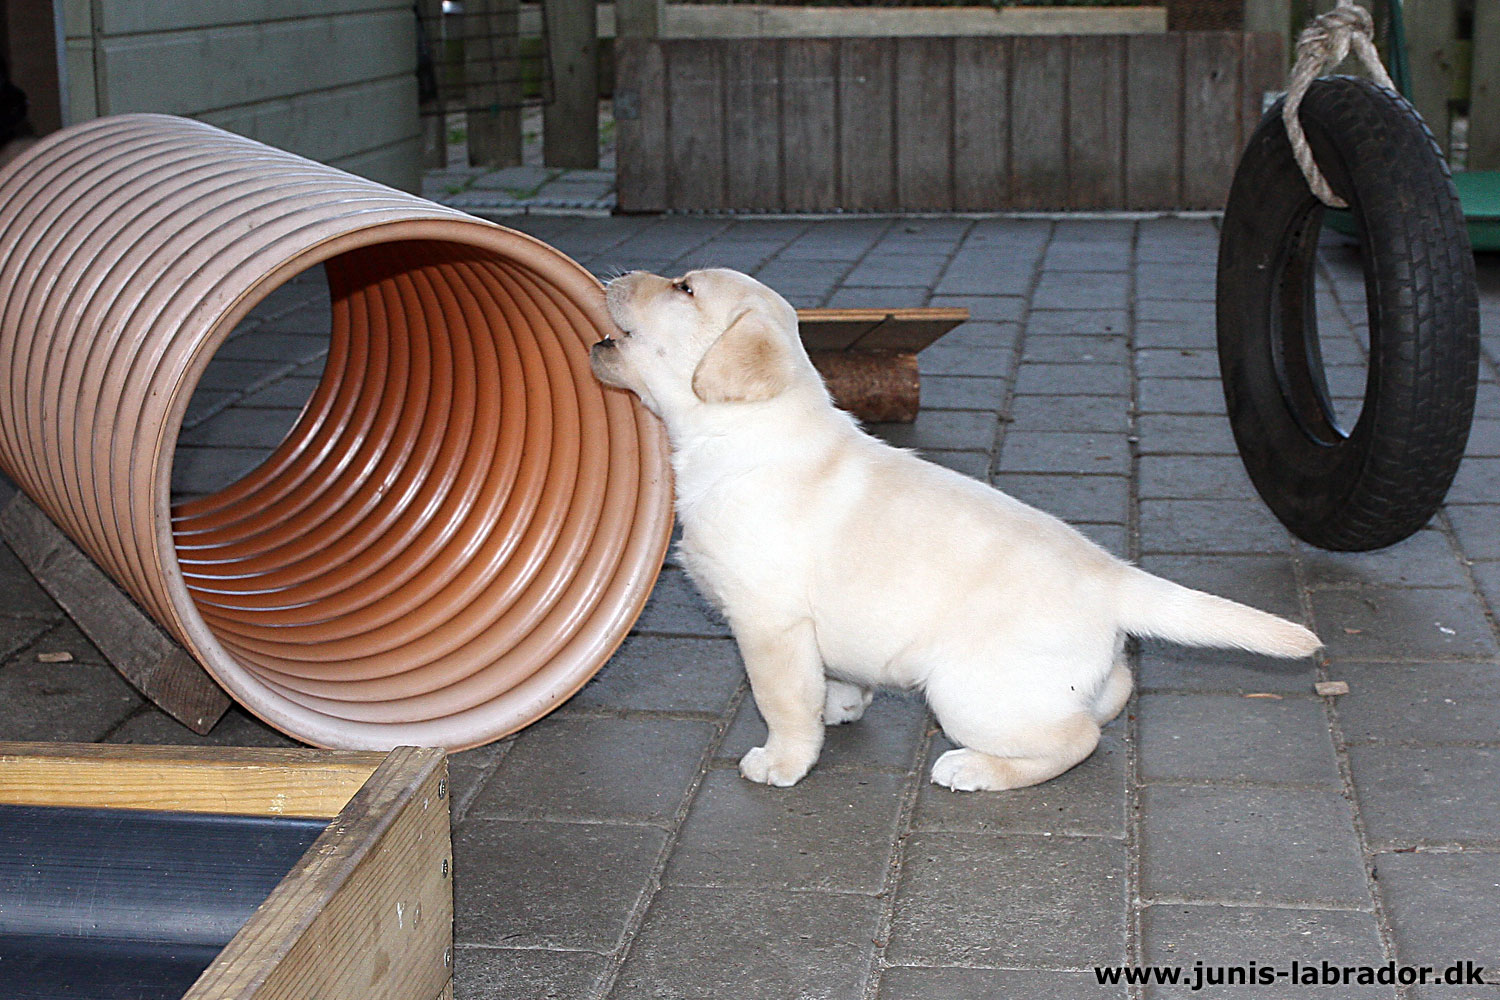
[0,742,452,1000]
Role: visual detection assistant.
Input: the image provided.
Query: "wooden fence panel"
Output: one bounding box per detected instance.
[1182,31,1243,208]
[1011,34,1068,210]
[1068,35,1126,209]
[724,38,782,210]
[1239,29,1283,149]
[839,37,897,212]
[1470,0,1500,170]
[614,39,667,212]
[781,39,838,211]
[1125,32,1184,210]
[953,36,1010,211]
[896,36,955,211]
[666,41,726,210]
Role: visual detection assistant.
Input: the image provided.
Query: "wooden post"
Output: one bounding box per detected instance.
[1470,0,1500,170]
[1242,0,1291,72]
[465,0,523,168]
[417,0,447,169]
[1402,0,1459,156]
[542,0,599,168]
[616,0,665,39]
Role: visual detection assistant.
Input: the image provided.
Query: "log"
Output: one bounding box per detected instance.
[811,350,921,424]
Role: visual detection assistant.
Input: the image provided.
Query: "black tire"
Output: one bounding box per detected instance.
[1217,76,1480,551]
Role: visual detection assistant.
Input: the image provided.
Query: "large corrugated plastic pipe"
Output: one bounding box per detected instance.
[0,114,673,749]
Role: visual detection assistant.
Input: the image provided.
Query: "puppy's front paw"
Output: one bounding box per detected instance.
[739,746,812,787]
[931,748,1007,792]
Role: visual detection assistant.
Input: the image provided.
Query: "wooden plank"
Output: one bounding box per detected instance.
[665,41,725,210]
[0,492,231,734]
[781,38,838,212]
[1470,0,1500,170]
[1010,34,1068,210]
[0,743,384,818]
[953,36,1010,211]
[417,0,447,169]
[616,0,665,38]
[798,307,969,354]
[724,38,782,211]
[1067,34,1126,210]
[1125,32,1183,210]
[542,0,600,168]
[464,0,523,168]
[1181,32,1244,209]
[185,747,451,1000]
[838,37,897,212]
[614,39,668,211]
[895,36,955,211]
[1240,30,1285,150]
[1403,0,1459,158]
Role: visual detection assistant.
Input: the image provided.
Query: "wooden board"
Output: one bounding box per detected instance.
[1182,32,1244,208]
[781,39,838,211]
[896,36,955,211]
[0,492,231,734]
[724,38,783,211]
[666,40,725,210]
[1068,34,1126,209]
[839,37,897,212]
[1471,0,1500,171]
[797,307,969,354]
[1010,34,1068,210]
[953,36,1010,211]
[0,743,384,819]
[1125,32,1185,210]
[614,39,667,211]
[1240,29,1284,149]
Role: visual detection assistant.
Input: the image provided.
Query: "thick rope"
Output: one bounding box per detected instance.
[1282,0,1396,207]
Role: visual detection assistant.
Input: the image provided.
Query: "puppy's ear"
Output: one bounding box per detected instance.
[691,310,795,404]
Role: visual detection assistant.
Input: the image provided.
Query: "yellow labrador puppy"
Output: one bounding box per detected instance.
[590,268,1320,792]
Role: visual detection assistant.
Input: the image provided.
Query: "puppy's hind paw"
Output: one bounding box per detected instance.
[931,748,1010,792]
[739,746,812,787]
[824,682,873,725]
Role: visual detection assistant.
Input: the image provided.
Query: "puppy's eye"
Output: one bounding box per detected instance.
[673,280,693,296]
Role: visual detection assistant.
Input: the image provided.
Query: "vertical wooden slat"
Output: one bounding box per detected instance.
[1469,0,1500,170]
[542,0,600,168]
[666,41,726,211]
[1182,32,1243,209]
[895,36,955,211]
[1125,32,1183,210]
[781,38,838,212]
[839,37,897,212]
[614,39,668,212]
[953,36,1009,211]
[465,0,523,168]
[1239,30,1284,150]
[723,38,782,211]
[1067,35,1125,210]
[1011,34,1068,210]
[1403,0,1459,157]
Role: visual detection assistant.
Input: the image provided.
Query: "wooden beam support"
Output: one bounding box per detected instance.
[543,0,600,168]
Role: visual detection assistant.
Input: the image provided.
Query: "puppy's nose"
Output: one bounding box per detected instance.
[591,338,617,355]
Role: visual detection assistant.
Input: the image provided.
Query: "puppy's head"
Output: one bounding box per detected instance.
[589,268,816,418]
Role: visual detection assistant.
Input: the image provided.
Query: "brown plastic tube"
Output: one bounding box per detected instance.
[0,114,673,749]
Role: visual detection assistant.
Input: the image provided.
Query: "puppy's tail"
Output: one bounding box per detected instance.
[1115,566,1321,658]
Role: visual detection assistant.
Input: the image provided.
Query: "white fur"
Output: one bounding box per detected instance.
[590,269,1321,791]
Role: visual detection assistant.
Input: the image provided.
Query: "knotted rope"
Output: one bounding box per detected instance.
[1283,0,1396,207]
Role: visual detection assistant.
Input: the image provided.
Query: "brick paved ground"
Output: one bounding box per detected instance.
[2,215,1498,999]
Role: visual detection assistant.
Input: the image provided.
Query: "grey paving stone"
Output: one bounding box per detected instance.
[565,634,743,716]
[826,286,931,309]
[1135,413,1239,455]
[0,544,65,621]
[18,618,106,664]
[1300,531,1471,590]
[931,320,1022,351]
[664,768,905,893]
[1137,644,1321,694]
[195,357,293,392]
[1448,457,1500,505]
[717,689,928,773]
[1329,661,1500,745]
[918,345,1015,377]
[926,294,1027,322]
[992,473,1130,525]
[1464,418,1500,456]
[777,225,888,262]
[1137,693,1339,786]
[1348,745,1500,847]
[171,446,268,497]
[1137,298,1216,325]
[1042,241,1131,272]
[610,885,881,1000]
[925,449,992,480]
[1135,264,1219,302]
[1137,377,1227,415]
[1446,504,1500,561]
[1013,363,1130,397]
[1374,852,1500,985]
[454,820,664,950]
[1077,522,1129,557]
[177,408,301,448]
[631,567,730,638]
[182,388,236,426]
[1139,785,1371,906]
[1023,333,1129,365]
[1007,393,1130,433]
[0,616,61,663]
[445,741,512,821]
[843,254,949,288]
[1473,560,1500,616]
[1135,554,1304,620]
[878,967,1125,999]
[1134,318,1218,350]
[1310,587,1499,661]
[105,706,296,748]
[1138,500,1294,555]
[885,833,1128,967]
[236,375,321,409]
[213,331,328,364]
[1137,454,1256,501]
[467,715,715,824]
[1141,904,1392,1000]
[919,375,1008,412]
[998,431,1131,476]
[0,655,143,741]
[870,410,998,452]
[1026,309,1128,336]
[934,262,1035,297]
[1135,348,1221,380]
[455,946,607,1000]
[915,726,1126,838]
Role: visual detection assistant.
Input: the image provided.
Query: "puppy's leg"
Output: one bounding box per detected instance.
[929,713,1100,792]
[1091,658,1132,725]
[737,620,825,787]
[824,679,873,725]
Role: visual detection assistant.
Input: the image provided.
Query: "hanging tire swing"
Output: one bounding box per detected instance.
[1217,5,1480,551]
